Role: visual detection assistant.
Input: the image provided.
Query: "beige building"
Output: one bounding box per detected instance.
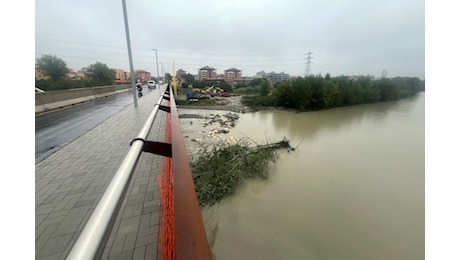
[114,69,129,81]
[65,69,86,80]
[35,67,50,80]
[224,68,242,81]
[198,66,217,80]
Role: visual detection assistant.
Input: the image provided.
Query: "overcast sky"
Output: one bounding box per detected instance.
[35,0,424,79]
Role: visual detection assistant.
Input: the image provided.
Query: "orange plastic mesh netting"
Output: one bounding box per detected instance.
[157,102,175,260]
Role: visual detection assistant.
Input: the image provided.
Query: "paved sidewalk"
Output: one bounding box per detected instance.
[35,86,167,260]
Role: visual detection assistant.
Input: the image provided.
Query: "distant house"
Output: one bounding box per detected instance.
[65,69,86,80]
[136,70,151,83]
[234,76,254,86]
[65,70,78,80]
[114,69,130,82]
[35,66,50,80]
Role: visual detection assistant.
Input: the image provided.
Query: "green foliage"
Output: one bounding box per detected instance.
[181,82,188,88]
[35,79,91,91]
[259,79,270,96]
[263,75,424,111]
[183,73,195,85]
[233,86,258,95]
[165,73,172,81]
[241,95,275,107]
[272,82,294,108]
[191,139,278,206]
[250,78,263,87]
[192,80,207,89]
[36,55,69,81]
[87,62,115,86]
[235,83,248,89]
[219,82,233,93]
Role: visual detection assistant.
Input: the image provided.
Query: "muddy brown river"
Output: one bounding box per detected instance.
[179,92,424,260]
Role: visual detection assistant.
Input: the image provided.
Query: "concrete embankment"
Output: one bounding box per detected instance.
[35,84,132,114]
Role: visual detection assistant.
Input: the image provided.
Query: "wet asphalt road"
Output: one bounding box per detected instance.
[35,87,151,163]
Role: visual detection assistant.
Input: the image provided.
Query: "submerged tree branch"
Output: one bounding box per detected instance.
[191,137,291,206]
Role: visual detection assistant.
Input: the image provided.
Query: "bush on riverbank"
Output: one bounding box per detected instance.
[241,95,275,107]
[242,75,424,111]
[233,86,259,95]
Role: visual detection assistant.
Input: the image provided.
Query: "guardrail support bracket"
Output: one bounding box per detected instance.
[142,141,172,157]
[158,105,171,113]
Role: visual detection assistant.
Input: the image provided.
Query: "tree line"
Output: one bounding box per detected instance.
[243,75,424,111]
[36,55,122,91]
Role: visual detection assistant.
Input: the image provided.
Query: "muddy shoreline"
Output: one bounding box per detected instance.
[176,95,255,113]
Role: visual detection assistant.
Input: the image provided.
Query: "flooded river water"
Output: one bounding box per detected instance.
[179,92,424,260]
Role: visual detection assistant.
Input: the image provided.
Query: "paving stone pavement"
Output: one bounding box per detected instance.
[35,86,168,260]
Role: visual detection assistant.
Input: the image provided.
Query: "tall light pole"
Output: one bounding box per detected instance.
[152,49,160,82]
[122,0,137,107]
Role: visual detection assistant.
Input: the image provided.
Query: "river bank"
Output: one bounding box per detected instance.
[177,95,255,113]
[177,95,250,159]
[178,108,243,160]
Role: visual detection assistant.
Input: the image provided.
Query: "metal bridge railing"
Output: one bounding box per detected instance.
[66,86,211,260]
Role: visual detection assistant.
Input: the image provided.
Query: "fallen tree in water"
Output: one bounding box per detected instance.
[191,137,292,206]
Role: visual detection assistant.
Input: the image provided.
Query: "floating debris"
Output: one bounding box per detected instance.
[179,114,205,119]
[203,112,239,129]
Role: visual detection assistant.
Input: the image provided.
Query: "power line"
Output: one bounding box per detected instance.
[36,35,307,58]
[36,35,309,74]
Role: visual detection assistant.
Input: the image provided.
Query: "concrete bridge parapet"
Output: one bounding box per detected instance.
[35,84,132,114]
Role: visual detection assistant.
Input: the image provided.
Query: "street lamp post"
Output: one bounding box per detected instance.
[122,0,137,107]
[152,49,160,82]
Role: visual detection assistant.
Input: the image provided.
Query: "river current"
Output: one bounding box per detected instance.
[179,92,425,260]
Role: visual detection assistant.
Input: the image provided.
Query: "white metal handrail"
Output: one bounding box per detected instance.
[66,87,169,260]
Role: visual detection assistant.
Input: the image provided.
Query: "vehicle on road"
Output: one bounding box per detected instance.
[147,80,156,89]
[136,80,143,97]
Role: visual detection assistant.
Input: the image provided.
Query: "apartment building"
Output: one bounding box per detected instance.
[35,67,50,80]
[255,71,290,83]
[266,71,290,83]
[198,66,217,80]
[224,68,242,81]
[136,70,151,82]
[114,69,130,81]
[35,67,85,80]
